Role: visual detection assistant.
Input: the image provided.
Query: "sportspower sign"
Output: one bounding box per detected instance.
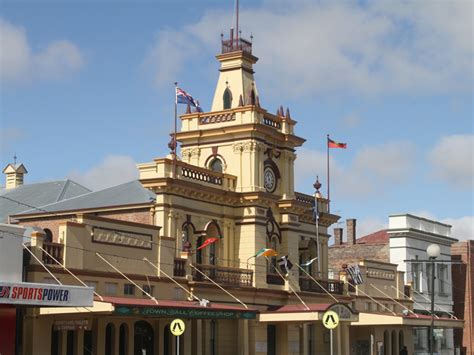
[0,282,93,307]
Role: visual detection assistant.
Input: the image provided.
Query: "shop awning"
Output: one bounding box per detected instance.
[259,302,358,323]
[351,312,464,328]
[40,296,258,320]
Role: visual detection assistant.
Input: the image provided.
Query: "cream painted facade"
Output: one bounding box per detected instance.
[10,32,464,355]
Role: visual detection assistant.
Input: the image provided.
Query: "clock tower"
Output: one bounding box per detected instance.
[178,30,305,198]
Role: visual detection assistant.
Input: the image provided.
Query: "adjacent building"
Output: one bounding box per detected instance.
[452,240,474,355]
[329,214,463,355]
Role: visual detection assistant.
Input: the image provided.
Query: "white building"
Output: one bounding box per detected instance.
[388,214,459,355]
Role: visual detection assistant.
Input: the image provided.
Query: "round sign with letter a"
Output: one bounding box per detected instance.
[170,318,185,336]
[322,310,339,329]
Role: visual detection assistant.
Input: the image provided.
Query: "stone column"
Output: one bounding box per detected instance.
[75,329,84,355]
[238,319,249,355]
[59,330,68,355]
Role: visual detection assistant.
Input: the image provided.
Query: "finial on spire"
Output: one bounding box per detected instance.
[313,175,322,192]
[13,153,17,166]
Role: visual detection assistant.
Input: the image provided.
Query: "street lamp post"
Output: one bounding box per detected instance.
[427,243,441,355]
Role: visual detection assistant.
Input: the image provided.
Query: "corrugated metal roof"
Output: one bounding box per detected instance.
[14,180,155,216]
[0,180,91,222]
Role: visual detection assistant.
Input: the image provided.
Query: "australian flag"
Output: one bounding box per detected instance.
[0,286,11,298]
[176,87,201,111]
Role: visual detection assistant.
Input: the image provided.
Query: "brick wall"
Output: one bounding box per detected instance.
[451,240,474,355]
[328,243,389,271]
[97,209,152,225]
[20,217,70,243]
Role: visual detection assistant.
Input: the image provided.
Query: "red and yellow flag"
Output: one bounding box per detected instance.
[196,238,218,251]
[328,138,347,149]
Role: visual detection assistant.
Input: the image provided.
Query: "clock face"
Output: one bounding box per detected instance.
[264,167,277,192]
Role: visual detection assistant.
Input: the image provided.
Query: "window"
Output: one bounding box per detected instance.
[85,281,98,290]
[105,282,117,295]
[365,302,370,311]
[43,228,53,243]
[223,88,232,109]
[209,158,223,173]
[124,284,135,296]
[142,285,154,297]
[438,264,447,294]
[412,262,421,292]
[426,264,433,294]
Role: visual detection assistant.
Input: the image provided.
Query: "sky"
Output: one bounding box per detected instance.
[1,0,473,240]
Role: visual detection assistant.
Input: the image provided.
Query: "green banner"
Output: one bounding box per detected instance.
[114,306,256,320]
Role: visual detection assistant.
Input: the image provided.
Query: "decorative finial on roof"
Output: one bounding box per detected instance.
[313,176,322,193]
[285,108,291,120]
[185,104,191,114]
[13,153,17,166]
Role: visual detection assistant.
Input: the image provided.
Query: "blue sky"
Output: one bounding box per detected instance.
[1,0,473,239]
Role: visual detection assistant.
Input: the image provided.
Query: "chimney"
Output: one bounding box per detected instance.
[3,163,28,189]
[347,219,357,245]
[334,228,343,245]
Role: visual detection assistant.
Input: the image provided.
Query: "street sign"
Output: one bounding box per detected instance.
[170,319,185,336]
[322,310,339,329]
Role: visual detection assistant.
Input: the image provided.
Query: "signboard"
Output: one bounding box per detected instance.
[0,282,94,307]
[54,319,91,331]
[170,319,185,336]
[327,303,358,322]
[322,310,339,329]
[115,306,257,319]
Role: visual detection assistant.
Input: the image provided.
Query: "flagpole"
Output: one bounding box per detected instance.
[267,256,310,311]
[327,134,330,213]
[174,82,178,178]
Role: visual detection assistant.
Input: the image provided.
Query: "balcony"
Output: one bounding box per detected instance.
[191,264,253,287]
[42,242,64,265]
[221,37,252,55]
[299,276,344,295]
[173,258,187,277]
[139,159,237,192]
[266,273,285,286]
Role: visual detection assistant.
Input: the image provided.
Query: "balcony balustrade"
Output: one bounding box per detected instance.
[173,258,187,277]
[299,276,344,295]
[42,242,63,265]
[191,264,253,287]
[266,273,285,286]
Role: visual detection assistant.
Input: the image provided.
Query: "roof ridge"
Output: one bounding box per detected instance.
[56,180,70,201]
[17,179,144,214]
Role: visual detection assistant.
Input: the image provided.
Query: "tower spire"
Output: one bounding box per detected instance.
[235,0,239,42]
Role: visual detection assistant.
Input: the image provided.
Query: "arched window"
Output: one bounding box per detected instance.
[205,221,221,266]
[134,321,154,355]
[250,89,256,105]
[119,323,128,355]
[51,325,59,355]
[223,88,232,109]
[105,323,115,355]
[44,228,53,243]
[398,330,404,352]
[181,220,195,253]
[209,158,223,173]
[308,239,318,277]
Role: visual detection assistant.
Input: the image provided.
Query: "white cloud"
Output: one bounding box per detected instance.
[68,155,139,191]
[146,1,473,96]
[341,114,363,128]
[294,141,415,198]
[0,19,84,84]
[429,134,474,189]
[443,216,474,241]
